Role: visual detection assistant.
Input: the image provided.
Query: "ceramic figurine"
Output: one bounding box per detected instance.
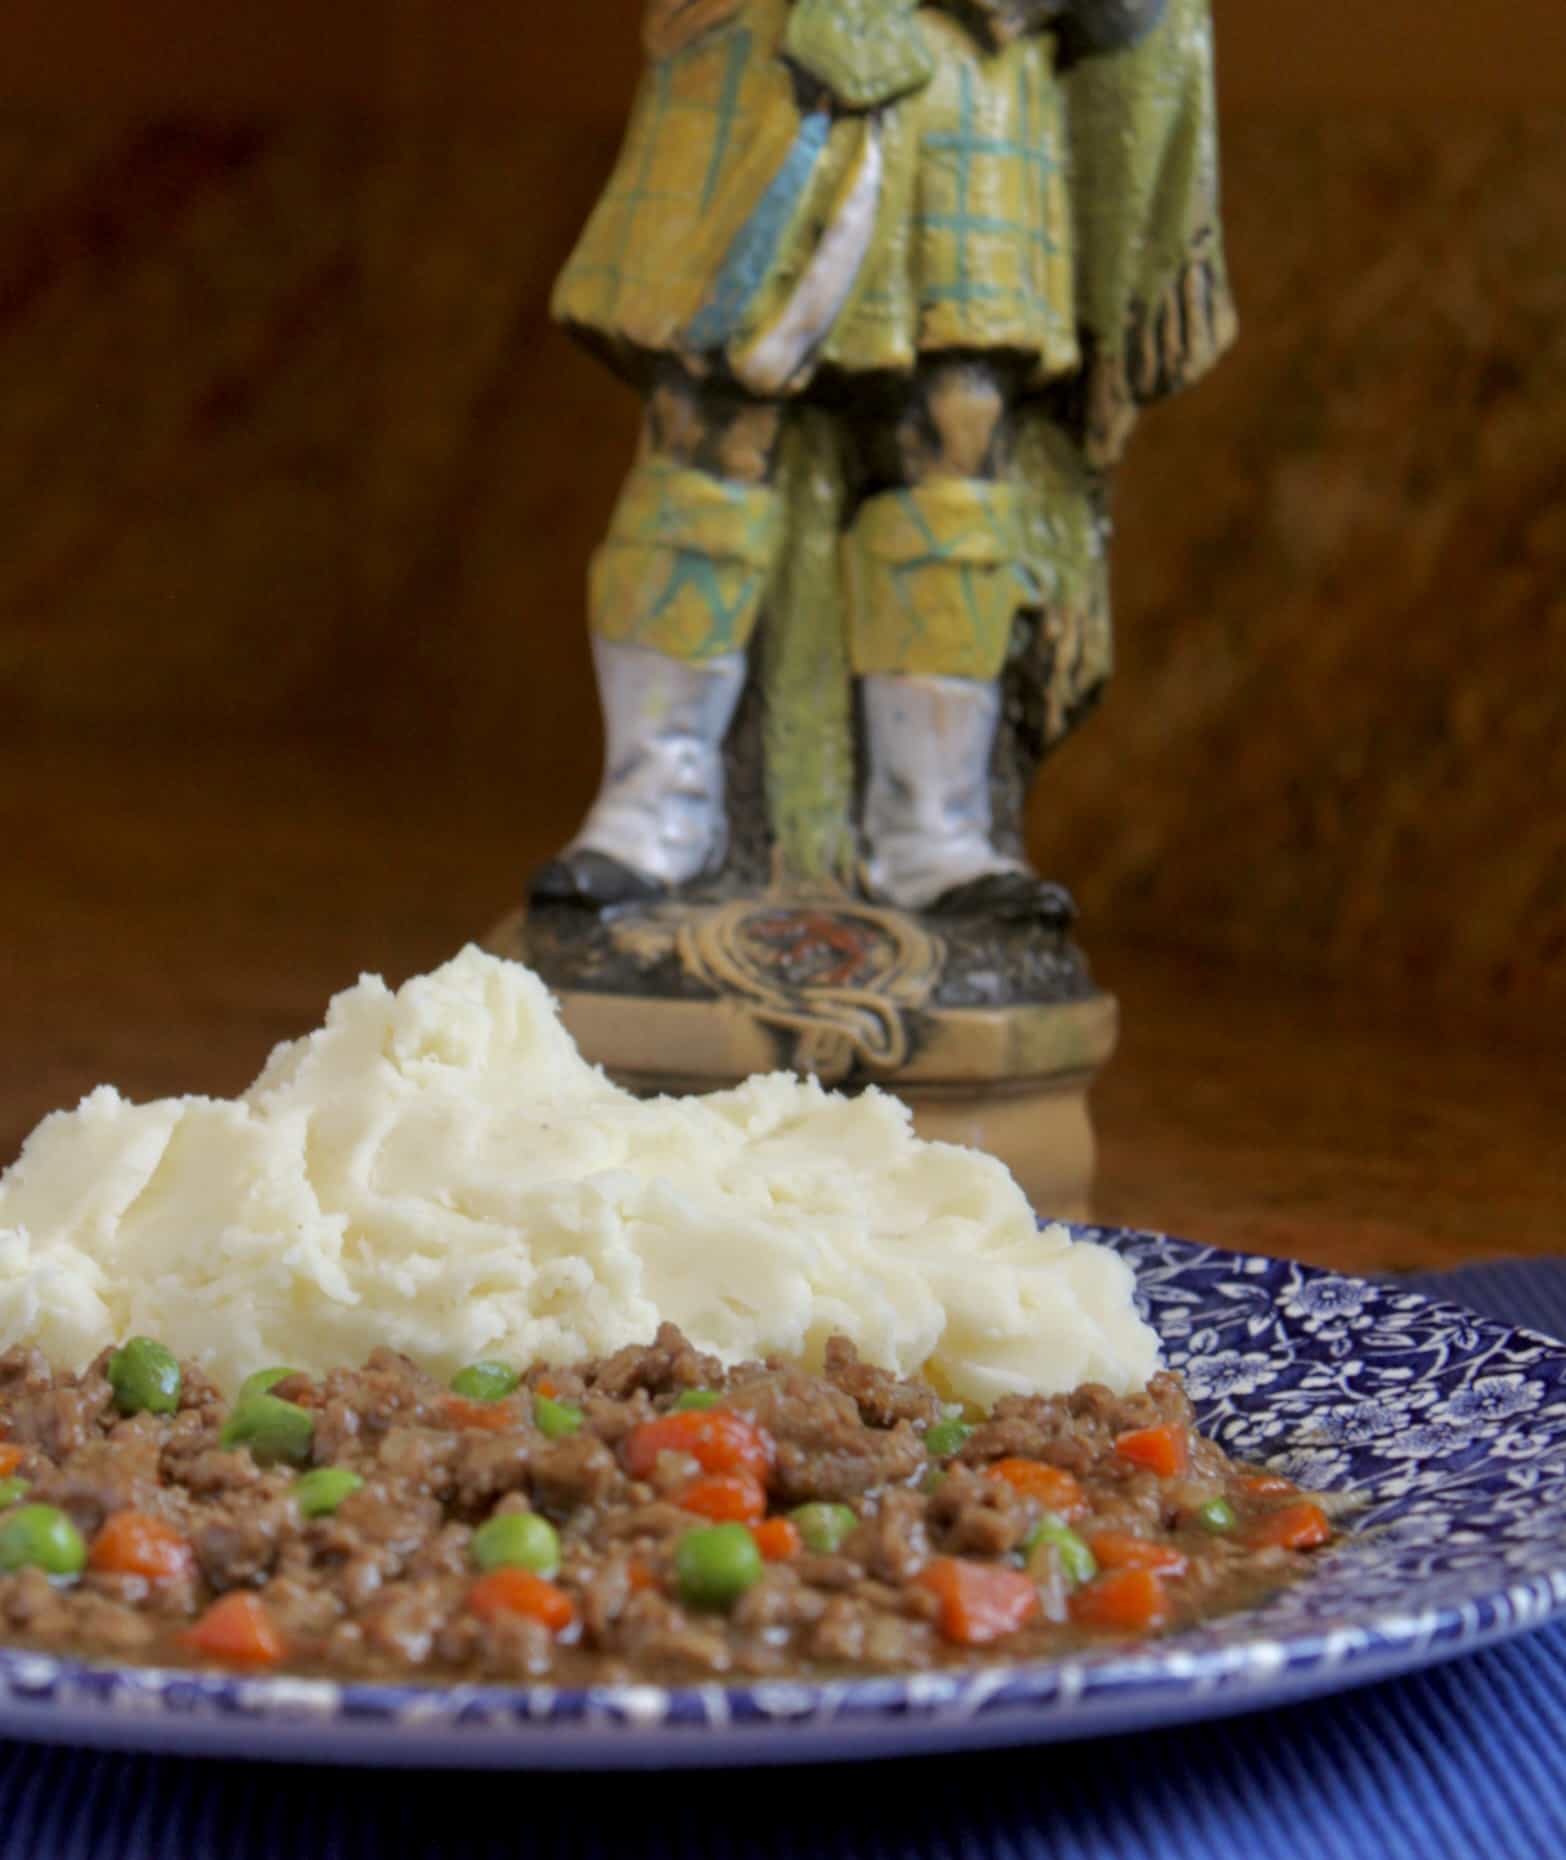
[491,0,1233,1212]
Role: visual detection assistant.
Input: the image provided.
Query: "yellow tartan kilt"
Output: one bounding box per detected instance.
[553,1,1080,386]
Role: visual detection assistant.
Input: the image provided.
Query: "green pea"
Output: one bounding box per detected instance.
[1196,1495,1238,1534]
[0,1478,29,1509]
[1023,1512,1097,1587]
[450,1361,520,1403]
[220,1393,314,1466]
[924,1418,974,1459]
[471,1512,561,1578]
[673,1389,722,1412]
[291,1467,365,1519]
[534,1395,584,1440]
[789,1502,858,1555]
[0,1504,86,1577]
[238,1367,297,1402]
[107,1337,181,1417]
[674,1522,763,1611]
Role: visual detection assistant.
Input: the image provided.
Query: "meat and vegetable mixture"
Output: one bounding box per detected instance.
[0,1325,1335,1682]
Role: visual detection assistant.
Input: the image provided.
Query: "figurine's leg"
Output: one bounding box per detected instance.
[847,357,1073,926]
[531,368,785,908]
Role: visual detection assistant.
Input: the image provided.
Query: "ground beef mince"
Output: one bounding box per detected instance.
[0,1333,1337,1683]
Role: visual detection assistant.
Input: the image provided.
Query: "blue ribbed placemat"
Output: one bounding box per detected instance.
[3,1257,1565,1860]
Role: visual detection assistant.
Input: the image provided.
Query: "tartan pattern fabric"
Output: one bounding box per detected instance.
[553,1,1078,384]
[553,6,804,360]
[643,0,748,62]
[845,478,1033,680]
[825,8,1078,377]
[588,461,783,659]
[781,0,935,110]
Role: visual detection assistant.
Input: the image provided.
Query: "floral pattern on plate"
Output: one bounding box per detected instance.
[3,1230,1566,1769]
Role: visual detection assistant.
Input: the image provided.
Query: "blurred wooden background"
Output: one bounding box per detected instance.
[3,0,1565,1019]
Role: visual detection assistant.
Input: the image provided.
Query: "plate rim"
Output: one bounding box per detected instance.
[4,1227,1566,1766]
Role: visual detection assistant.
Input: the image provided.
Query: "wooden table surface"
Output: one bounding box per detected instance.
[4,738,1561,1279]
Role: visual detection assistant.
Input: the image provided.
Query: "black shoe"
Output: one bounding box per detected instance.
[926,871,1077,929]
[528,850,668,910]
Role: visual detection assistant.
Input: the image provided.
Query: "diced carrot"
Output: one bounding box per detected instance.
[177,1593,285,1668]
[676,1473,767,1525]
[1070,1567,1171,1634]
[1246,1500,1332,1552]
[914,1557,1041,1648]
[1237,1471,1297,1499]
[1086,1531,1188,1577]
[467,1567,576,1633]
[622,1410,774,1484]
[1114,1425,1189,1478]
[89,1511,194,1581]
[445,1395,518,1433]
[983,1459,1087,1520]
[626,1558,659,1594]
[0,1446,24,1478]
[536,1378,558,1399]
[750,1517,802,1563]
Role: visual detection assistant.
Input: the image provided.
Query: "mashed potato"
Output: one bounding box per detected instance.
[0,948,1159,1403]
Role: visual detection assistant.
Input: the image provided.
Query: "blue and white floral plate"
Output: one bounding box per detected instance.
[4,1228,1566,1770]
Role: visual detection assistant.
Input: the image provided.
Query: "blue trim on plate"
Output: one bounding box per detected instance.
[5,1229,1566,1768]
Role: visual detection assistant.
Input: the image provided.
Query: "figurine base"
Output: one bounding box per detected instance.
[482,888,1117,1218]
